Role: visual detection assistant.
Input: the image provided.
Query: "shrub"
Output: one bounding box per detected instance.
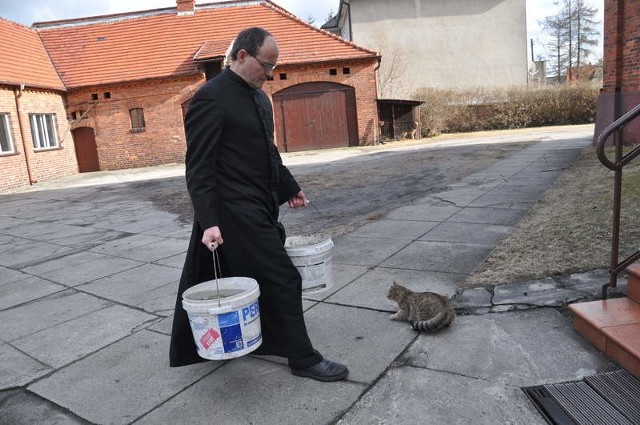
[412,84,600,136]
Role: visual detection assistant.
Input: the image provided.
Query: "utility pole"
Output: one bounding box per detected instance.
[531,38,534,61]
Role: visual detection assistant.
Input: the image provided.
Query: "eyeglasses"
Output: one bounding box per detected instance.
[248,53,276,71]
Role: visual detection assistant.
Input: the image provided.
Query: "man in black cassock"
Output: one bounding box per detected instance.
[169,27,348,382]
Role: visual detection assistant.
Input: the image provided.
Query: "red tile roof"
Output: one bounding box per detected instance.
[35,0,379,89]
[194,40,231,61]
[0,18,65,91]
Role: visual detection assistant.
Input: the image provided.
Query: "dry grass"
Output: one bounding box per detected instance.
[464,147,640,287]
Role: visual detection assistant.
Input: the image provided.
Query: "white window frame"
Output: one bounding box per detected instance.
[30,113,59,150]
[0,113,15,154]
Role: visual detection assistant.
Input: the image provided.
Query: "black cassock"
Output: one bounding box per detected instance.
[169,69,323,369]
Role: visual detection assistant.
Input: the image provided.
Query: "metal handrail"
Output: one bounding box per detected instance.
[596,102,640,298]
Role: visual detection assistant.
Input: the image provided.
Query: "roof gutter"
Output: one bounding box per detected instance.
[13,84,37,185]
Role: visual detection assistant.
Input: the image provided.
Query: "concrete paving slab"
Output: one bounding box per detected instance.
[46,228,126,249]
[0,343,51,389]
[77,263,180,311]
[0,289,112,341]
[0,217,29,233]
[331,235,410,267]
[347,219,438,240]
[419,221,513,245]
[153,251,186,269]
[12,305,158,368]
[146,315,173,335]
[559,268,614,295]
[0,389,86,425]
[454,287,493,314]
[0,197,43,211]
[136,357,366,425]
[93,211,176,234]
[326,267,463,310]
[0,199,74,220]
[447,206,527,225]
[0,236,79,269]
[136,283,179,315]
[0,221,91,241]
[423,186,492,207]
[89,234,187,263]
[381,240,493,274]
[28,330,218,425]
[385,204,460,221]
[492,279,585,307]
[0,272,65,310]
[304,303,417,384]
[139,221,193,239]
[21,251,142,286]
[401,309,618,387]
[337,366,546,425]
[467,194,535,209]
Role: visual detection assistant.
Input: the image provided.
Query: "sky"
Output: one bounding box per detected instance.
[0,0,604,60]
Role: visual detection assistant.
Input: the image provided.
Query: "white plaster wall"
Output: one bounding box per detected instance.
[349,0,528,97]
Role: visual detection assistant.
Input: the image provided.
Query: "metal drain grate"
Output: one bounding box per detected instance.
[523,370,640,425]
[585,370,640,424]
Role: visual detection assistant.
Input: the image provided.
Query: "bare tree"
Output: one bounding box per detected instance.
[540,0,600,82]
[541,5,569,82]
[374,31,408,98]
[574,0,600,70]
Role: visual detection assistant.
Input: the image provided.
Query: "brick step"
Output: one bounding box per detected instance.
[569,297,640,379]
[626,262,640,304]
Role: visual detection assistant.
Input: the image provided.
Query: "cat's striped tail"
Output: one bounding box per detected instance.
[410,309,455,332]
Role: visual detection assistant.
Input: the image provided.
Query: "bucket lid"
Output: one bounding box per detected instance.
[284,234,333,256]
[182,277,259,307]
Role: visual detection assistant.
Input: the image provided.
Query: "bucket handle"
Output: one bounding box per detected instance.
[280,199,323,222]
[212,247,222,308]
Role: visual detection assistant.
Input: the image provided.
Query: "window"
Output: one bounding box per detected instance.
[29,114,58,150]
[329,68,337,75]
[279,73,287,80]
[129,108,145,131]
[0,113,14,154]
[104,92,111,99]
[91,93,99,100]
[343,67,351,75]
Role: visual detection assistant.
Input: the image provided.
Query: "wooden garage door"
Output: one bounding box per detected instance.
[72,127,100,172]
[273,82,358,152]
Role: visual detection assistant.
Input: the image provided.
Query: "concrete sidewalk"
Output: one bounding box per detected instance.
[0,128,624,424]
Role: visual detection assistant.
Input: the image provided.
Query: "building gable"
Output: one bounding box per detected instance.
[34,0,379,89]
[0,18,65,91]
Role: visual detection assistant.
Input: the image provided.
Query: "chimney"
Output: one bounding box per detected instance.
[177,0,195,15]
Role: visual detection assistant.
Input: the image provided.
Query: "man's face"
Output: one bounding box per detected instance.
[236,36,278,89]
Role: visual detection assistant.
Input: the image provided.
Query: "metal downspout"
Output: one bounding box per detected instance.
[13,85,36,185]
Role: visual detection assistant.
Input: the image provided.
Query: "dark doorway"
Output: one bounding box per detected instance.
[273,82,358,152]
[72,127,100,172]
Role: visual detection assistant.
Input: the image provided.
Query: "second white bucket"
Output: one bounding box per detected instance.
[182,277,262,360]
[284,234,334,294]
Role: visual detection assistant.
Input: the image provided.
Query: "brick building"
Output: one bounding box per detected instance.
[0,19,79,193]
[0,0,380,192]
[594,0,640,145]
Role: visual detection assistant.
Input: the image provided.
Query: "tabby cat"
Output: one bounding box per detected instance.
[386,281,456,332]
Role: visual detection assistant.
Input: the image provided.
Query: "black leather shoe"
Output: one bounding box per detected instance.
[291,359,349,382]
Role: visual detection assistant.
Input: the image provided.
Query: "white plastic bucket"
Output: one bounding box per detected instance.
[284,234,334,294]
[182,277,262,360]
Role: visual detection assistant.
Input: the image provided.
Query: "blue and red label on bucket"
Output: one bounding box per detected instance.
[190,299,262,358]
